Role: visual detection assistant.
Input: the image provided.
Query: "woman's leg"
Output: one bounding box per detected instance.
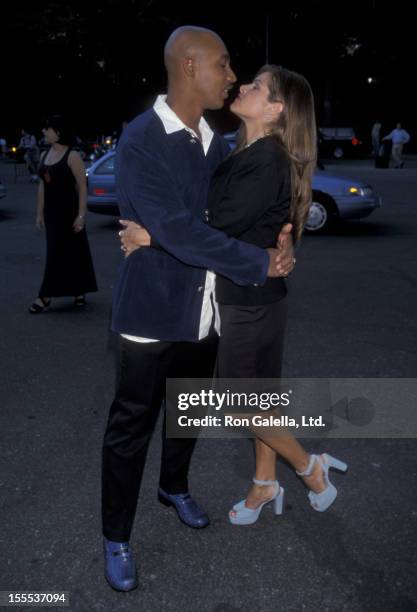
[219,299,329,509]
[219,300,327,506]
[238,439,277,510]
[254,430,327,494]
[219,300,288,509]
[236,433,327,515]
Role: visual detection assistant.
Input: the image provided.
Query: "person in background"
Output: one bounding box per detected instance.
[383,122,410,168]
[29,115,97,313]
[371,120,382,158]
[18,128,40,182]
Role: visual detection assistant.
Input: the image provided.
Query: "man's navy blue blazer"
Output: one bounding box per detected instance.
[111,109,269,342]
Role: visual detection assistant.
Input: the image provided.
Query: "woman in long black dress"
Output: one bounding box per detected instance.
[29,116,97,313]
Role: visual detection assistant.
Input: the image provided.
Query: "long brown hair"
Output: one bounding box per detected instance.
[234,65,317,242]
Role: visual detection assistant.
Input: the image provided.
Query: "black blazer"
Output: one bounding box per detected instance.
[208,135,291,306]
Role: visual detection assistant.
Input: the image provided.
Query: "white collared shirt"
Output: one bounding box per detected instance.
[122,95,220,343]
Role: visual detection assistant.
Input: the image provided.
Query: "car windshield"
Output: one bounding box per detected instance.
[95,156,115,175]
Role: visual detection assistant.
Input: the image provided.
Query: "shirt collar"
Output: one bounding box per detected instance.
[153,94,214,155]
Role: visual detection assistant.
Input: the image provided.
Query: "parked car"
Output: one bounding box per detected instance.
[318,127,363,159]
[86,153,118,215]
[87,142,381,233]
[307,169,380,232]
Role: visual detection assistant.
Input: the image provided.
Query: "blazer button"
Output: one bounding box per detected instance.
[197,286,204,292]
[204,209,209,221]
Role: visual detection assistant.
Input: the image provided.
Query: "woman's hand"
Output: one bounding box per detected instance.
[119,220,151,257]
[36,214,45,230]
[73,216,85,233]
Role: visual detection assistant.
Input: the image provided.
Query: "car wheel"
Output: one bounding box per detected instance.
[334,146,344,159]
[305,197,337,233]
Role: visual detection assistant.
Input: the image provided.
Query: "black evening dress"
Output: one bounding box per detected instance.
[38,148,97,298]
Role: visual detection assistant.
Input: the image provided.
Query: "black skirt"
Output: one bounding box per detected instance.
[216,298,288,378]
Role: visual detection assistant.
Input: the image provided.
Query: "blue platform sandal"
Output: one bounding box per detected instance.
[296,453,348,512]
[229,478,285,525]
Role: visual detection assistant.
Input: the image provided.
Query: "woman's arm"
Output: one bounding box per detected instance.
[68,151,87,232]
[36,180,45,230]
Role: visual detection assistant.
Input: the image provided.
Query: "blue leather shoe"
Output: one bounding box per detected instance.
[103,538,138,592]
[158,488,209,529]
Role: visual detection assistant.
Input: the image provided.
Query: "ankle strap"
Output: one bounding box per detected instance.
[253,478,277,486]
[296,454,317,477]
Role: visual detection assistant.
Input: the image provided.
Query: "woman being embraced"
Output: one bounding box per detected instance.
[119,65,347,523]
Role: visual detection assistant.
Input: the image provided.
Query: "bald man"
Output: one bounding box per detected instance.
[101,26,295,591]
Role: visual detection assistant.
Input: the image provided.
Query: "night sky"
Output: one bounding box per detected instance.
[3,1,416,148]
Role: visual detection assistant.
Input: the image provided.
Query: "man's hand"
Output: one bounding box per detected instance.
[275,223,295,277]
[119,219,151,257]
[266,224,296,278]
[266,248,282,277]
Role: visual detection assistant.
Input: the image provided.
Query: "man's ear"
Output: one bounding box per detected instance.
[183,57,195,77]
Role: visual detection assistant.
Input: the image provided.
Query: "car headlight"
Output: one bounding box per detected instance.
[362,186,374,196]
[347,185,374,197]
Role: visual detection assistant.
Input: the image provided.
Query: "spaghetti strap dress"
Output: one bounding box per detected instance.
[38,148,97,298]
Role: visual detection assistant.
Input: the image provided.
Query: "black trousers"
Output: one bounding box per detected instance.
[216,298,288,378]
[101,333,218,541]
